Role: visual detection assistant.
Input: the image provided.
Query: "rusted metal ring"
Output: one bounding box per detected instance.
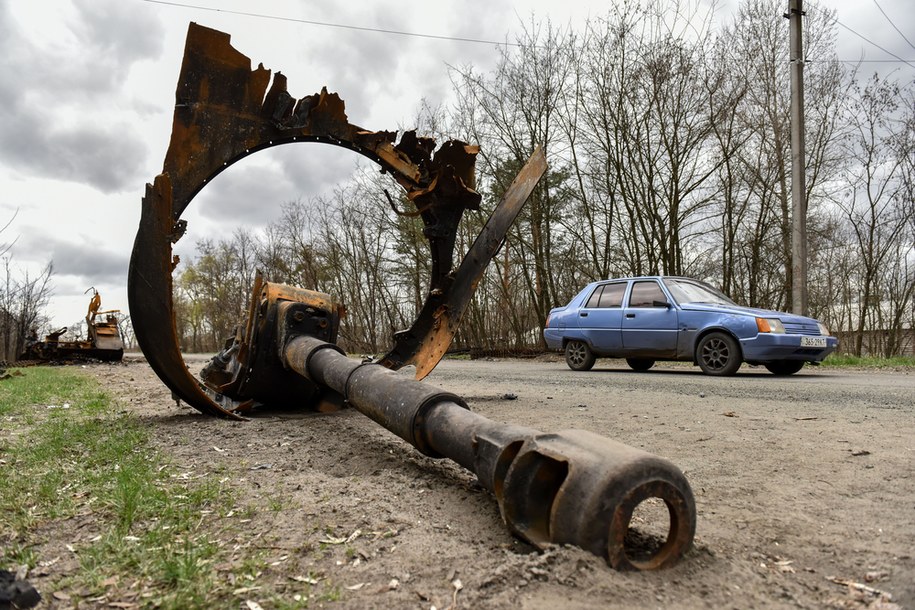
[303,341,346,381]
[607,479,696,571]
[342,361,376,404]
[410,393,469,458]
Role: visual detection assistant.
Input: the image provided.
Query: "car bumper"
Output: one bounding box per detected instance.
[740,334,839,363]
[544,328,564,350]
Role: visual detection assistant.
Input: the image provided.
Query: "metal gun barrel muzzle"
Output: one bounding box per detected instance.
[284,335,696,570]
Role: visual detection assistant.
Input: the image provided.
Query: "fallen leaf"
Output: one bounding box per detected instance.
[53,591,72,601]
[850,449,871,456]
[722,411,737,417]
[245,601,264,610]
[827,576,894,600]
[321,529,361,545]
[865,571,888,582]
[233,586,262,595]
[346,582,367,591]
[39,556,61,568]
[291,575,320,585]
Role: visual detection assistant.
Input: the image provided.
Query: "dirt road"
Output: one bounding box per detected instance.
[87,355,914,609]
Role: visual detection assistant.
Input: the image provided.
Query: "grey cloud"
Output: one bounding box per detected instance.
[20,233,129,284]
[74,0,163,62]
[0,1,161,192]
[194,161,301,227]
[192,147,363,228]
[53,126,148,193]
[2,0,164,100]
[0,105,148,193]
[277,145,363,198]
[295,3,511,129]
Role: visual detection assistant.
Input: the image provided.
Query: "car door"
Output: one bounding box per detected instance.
[621,279,678,357]
[578,282,626,353]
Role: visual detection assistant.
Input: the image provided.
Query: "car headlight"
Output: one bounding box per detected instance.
[756,317,785,333]
[817,322,829,336]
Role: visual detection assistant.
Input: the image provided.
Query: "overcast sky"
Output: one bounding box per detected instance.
[1,0,912,328]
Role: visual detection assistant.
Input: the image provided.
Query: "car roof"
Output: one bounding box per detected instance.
[595,275,698,283]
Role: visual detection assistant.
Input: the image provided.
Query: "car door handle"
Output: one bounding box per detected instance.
[625,313,635,318]
[580,312,588,317]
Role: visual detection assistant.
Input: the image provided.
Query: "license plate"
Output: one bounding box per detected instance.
[801,336,827,348]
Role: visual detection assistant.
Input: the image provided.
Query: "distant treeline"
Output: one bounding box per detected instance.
[172,0,913,357]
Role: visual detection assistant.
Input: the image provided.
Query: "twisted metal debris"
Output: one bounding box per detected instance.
[128,22,696,570]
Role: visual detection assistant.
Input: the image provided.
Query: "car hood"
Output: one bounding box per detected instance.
[679,302,817,324]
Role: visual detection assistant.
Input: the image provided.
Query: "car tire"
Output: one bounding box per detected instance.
[764,361,805,376]
[626,358,655,372]
[565,340,596,371]
[696,332,742,376]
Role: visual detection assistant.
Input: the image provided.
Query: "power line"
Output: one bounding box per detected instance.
[835,19,915,70]
[140,0,915,68]
[872,0,915,52]
[139,0,520,47]
[836,59,915,63]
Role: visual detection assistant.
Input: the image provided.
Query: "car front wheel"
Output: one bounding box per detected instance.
[626,358,655,372]
[565,340,596,371]
[765,361,804,375]
[696,332,742,376]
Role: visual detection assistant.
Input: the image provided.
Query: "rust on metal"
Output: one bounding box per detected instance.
[19,289,124,363]
[378,147,547,378]
[128,23,698,571]
[199,282,696,570]
[128,22,517,416]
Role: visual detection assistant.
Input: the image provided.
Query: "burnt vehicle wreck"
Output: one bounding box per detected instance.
[128,23,697,570]
[20,288,124,363]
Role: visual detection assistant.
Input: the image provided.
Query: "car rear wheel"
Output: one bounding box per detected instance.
[764,361,804,376]
[565,340,596,371]
[696,332,742,376]
[626,358,655,372]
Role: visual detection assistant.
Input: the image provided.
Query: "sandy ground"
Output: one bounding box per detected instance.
[61,354,915,608]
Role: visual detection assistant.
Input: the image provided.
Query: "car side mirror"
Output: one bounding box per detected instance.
[653,300,671,308]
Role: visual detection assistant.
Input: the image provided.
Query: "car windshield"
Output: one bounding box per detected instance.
[664,279,736,306]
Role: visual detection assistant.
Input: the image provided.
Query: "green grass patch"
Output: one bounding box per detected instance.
[0,367,233,608]
[822,353,915,369]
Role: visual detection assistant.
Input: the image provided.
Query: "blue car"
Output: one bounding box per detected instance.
[544,276,838,376]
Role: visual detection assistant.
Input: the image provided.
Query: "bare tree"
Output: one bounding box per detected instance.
[0,257,53,361]
[837,75,914,355]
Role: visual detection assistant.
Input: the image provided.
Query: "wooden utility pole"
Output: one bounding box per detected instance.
[787,0,808,314]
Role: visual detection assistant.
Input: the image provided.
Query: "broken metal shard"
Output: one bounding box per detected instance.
[19,289,124,363]
[128,22,539,416]
[285,332,696,570]
[201,279,696,569]
[128,22,697,570]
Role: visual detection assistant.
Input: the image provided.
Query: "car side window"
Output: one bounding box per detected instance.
[585,286,603,308]
[628,281,666,308]
[598,283,625,308]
